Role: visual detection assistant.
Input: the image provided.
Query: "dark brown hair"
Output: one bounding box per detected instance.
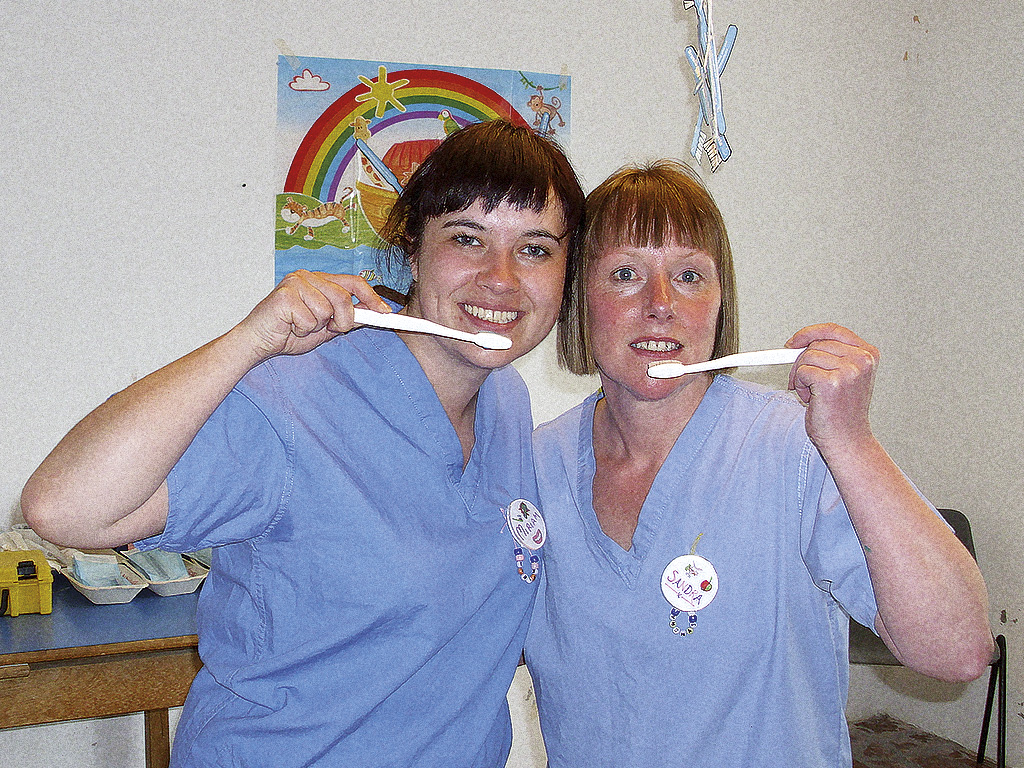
[558,159,739,375]
[380,119,585,313]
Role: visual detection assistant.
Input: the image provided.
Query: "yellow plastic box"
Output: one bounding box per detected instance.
[0,550,53,616]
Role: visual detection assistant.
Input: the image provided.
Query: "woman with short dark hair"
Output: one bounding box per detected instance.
[22,119,584,768]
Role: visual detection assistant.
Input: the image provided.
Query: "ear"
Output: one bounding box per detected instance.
[409,252,419,282]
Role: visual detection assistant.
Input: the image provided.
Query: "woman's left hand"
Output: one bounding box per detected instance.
[786,324,994,681]
[785,323,880,453]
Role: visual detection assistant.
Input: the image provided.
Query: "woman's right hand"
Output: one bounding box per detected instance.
[20,271,394,549]
[236,270,393,361]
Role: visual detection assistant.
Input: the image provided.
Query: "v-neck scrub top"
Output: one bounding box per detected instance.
[525,375,886,768]
[139,326,541,767]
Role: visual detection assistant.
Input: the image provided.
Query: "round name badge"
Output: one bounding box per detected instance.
[505,499,546,550]
[660,554,719,612]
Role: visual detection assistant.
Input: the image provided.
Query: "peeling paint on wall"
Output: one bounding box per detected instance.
[904,13,930,63]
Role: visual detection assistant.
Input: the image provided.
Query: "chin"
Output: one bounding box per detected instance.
[608,370,710,404]
[456,343,521,373]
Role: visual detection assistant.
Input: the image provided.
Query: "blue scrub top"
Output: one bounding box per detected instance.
[526,376,880,768]
[141,325,541,767]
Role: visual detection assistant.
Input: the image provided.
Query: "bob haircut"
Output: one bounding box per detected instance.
[557,159,739,375]
[379,119,585,313]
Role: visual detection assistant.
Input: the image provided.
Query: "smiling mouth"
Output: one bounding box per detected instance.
[631,340,681,352]
[461,303,521,325]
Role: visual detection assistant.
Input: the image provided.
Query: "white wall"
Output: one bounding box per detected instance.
[2,1,1021,765]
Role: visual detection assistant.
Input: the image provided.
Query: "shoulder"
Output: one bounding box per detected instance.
[714,375,806,427]
[534,391,598,456]
[535,392,595,436]
[242,328,408,399]
[531,394,597,501]
[488,363,530,398]
[482,365,534,428]
[701,376,813,462]
[714,374,800,409]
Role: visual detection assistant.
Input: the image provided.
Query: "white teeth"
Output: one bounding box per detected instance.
[462,304,519,325]
[631,340,681,352]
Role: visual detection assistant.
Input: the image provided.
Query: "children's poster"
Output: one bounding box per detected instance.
[276,56,571,293]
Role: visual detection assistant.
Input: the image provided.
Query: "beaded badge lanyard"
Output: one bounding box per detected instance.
[514,544,541,582]
[669,607,699,635]
[661,532,719,636]
[505,499,545,582]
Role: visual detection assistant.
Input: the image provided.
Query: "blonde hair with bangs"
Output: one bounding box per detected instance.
[557,159,739,375]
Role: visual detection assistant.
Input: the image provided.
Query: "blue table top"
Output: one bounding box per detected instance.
[0,571,199,658]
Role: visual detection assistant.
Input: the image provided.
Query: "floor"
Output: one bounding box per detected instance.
[850,714,998,768]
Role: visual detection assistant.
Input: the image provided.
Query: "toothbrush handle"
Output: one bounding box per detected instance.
[648,347,807,378]
[686,347,805,374]
[717,347,804,368]
[352,307,408,332]
[351,308,475,343]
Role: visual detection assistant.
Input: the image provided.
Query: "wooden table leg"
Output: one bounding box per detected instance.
[144,708,171,768]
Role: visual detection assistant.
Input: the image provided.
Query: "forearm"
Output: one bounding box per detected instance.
[21,328,264,548]
[22,271,388,548]
[822,436,994,681]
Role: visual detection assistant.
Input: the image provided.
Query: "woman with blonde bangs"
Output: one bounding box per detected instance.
[525,159,993,768]
[558,159,738,376]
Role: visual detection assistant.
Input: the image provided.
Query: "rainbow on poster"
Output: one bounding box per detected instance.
[285,68,531,203]
[276,57,570,291]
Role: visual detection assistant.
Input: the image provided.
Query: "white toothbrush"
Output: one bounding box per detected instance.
[647,347,806,378]
[352,308,513,350]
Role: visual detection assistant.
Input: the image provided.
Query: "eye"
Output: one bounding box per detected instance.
[452,233,481,247]
[612,267,636,281]
[679,269,700,283]
[521,243,552,260]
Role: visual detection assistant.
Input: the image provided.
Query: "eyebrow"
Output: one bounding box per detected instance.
[440,218,485,232]
[440,218,564,242]
[525,229,565,242]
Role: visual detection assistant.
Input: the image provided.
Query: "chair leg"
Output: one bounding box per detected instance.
[978,659,996,763]
[976,634,1006,768]
[995,634,1006,768]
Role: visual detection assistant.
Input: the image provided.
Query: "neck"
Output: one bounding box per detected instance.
[594,374,713,466]
[400,331,488,468]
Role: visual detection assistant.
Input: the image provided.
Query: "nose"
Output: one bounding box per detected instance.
[644,273,676,319]
[476,249,520,294]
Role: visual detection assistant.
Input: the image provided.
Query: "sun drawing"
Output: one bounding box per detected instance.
[355,66,410,118]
